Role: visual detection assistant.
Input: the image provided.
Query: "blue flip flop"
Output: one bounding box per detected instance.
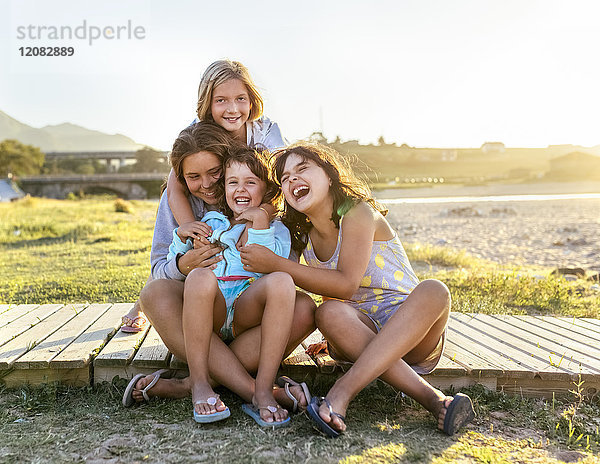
[306,396,345,438]
[193,395,230,424]
[241,403,291,428]
[442,393,475,435]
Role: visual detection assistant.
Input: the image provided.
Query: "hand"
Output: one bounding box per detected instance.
[178,241,223,275]
[239,243,280,273]
[236,207,269,230]
[305,341,328,356]
[177,221,212,242]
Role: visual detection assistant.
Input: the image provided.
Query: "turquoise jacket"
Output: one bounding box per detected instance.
[168,211,291,279]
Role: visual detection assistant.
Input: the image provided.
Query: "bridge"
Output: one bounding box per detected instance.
[19,173,167,199]
[45,151,169,172]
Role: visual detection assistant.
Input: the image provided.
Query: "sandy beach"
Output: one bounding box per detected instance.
[375,181,600,271]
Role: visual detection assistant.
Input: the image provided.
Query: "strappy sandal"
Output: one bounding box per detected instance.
[276,376,312,413]
[307,396,346,438]
[193,394,230,423]
[122,368,172,407]
[241,403,291,428]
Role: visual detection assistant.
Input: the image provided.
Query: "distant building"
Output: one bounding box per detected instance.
[0,178,25,202]
[547,152,600,180]
[481,142,506,154]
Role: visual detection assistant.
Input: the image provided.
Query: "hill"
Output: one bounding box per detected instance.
[0,110,144,152]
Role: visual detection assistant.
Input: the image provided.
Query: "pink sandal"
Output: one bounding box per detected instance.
[121,315,148,333]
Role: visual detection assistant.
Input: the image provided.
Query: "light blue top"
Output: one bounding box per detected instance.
[168,211,291,279]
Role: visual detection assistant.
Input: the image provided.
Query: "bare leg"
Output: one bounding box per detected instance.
[233,272,296,423]
[182,269,228,416]
[121,276,151,331]
[314,280,452,433]
[136,278,315,408]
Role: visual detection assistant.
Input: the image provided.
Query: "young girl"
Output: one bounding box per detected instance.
[121,59,286,332]
[169,146,296,426]
[240,143,475,437]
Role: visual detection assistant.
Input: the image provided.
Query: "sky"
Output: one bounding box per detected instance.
[1,0,600,150]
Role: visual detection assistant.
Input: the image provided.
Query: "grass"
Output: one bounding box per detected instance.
[0,381,598,463]
[2,197,599,317]
[1,197,600,463]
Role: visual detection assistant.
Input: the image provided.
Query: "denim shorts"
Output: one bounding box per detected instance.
[217,277,255,343]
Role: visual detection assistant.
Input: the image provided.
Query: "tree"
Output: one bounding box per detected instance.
[0,139,45,177]
[132,147,168,173]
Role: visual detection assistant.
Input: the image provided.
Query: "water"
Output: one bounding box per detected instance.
[379,192,600,205]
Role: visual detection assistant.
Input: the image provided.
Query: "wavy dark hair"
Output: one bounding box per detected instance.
[217,146,281,218]
[169,121,243,196]
[273,143,387,254]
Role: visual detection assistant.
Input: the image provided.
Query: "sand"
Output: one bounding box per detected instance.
[375,182,600,271]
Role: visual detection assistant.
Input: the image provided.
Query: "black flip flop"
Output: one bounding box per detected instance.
[442,393,475,436]
[306,396,345,438]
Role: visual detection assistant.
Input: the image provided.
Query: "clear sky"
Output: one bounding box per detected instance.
[1,0,599,150]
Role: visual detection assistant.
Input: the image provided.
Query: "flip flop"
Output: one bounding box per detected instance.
[442,393,475,436]
[306,396,345,438]
[193,395,231,424]
[121,315,148,333]
[276,376,312,412]
[122,368,171,407]
[241,403,291,428]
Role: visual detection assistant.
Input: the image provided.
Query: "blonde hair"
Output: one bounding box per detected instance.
[196,60,264,123]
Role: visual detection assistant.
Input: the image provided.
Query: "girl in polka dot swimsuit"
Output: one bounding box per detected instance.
[240,143,475,438]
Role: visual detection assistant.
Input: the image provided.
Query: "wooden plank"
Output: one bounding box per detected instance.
[582,317,600,329]
[0,304,9,314]
[489,315,600,370]
[1,367,91,388]
[281,344,317,375]
[0,304,39,329]
[441,337,505,376]
[94,308,150,367]
[451,313,581,380]
[484,315,600,376]
[521,315,600,349]
[0,305,62,347]
[532,315,600,343]
[0,304,85,369]
[445,322,533,378]
[131,326,171,368]
[497,377,600,399]
[50,303,131,368]
[424,374,497,392]
[93,365,189,385]
[14,304,111,369]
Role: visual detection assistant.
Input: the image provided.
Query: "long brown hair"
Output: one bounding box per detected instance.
[273,143,387,253]
[196,60,264,123]
[169,121,241,196]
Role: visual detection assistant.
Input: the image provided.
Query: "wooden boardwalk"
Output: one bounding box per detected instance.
[1,303,599,398]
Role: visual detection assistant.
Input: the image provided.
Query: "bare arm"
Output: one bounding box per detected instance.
[166,169,196,225]
[240,203,376,299]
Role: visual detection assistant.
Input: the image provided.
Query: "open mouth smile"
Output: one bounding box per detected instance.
[292,185,309,200]
[234,196,251,206]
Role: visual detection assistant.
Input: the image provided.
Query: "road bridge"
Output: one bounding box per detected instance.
[19,173,167,199]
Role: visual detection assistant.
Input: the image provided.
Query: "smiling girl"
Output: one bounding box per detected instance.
[240,143,475,437]
[167,146,296,426]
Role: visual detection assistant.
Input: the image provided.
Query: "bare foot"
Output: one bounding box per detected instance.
[254,390,288,423]
[273,385,308,411]
[192,383,227,416]
[317,395,347,433]
[131,375,190,402]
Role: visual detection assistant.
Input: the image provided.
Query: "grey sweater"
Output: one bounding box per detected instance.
[150,192,210,281]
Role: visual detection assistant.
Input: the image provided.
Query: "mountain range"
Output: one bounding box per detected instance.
[0,110,145,152]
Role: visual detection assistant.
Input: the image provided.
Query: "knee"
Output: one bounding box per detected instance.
[315,300,346,329]
[185,268,217,294]
[293,291,316,329]
[139,279,182,317]
[266,272,295,296]
[419,279,451,311]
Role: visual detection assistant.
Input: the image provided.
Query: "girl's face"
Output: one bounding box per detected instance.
[280,153,332,215]
[211,78,251,141]
[181,151,222,205]
[225,161,267,218]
